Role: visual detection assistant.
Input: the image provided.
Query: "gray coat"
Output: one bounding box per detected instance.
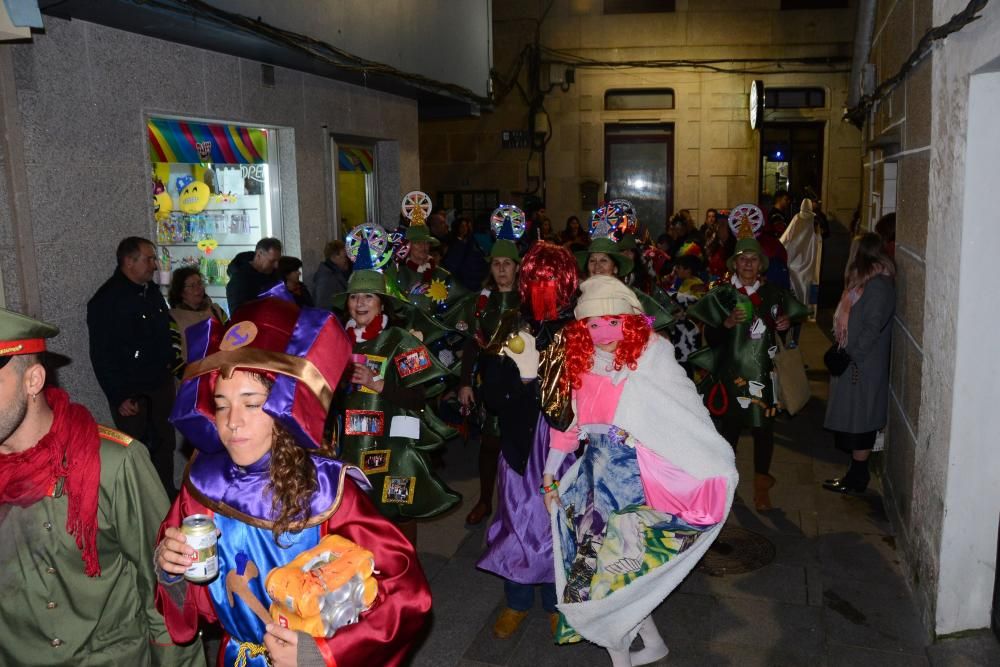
[824,275,895,434]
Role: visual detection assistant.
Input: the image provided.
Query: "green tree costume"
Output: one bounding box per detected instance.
[688,278,808,426]
[334,271,461,521]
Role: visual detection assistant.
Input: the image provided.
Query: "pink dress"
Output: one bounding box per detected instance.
[551,370,727,526]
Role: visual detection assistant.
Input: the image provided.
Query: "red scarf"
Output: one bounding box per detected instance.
[0,387,101,576]
[406,259,436,284]
[346,315,386,343]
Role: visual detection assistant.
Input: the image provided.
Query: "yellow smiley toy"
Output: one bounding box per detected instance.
[178,180,210,214]
[153,191,173,221]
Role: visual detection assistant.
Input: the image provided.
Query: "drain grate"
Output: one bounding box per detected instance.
[696,525,776,576]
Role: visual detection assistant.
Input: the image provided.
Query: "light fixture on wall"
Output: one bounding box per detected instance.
[749,80,764,130]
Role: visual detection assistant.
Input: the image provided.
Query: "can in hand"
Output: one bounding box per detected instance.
[736,296,755,322]
[181,514,219,583]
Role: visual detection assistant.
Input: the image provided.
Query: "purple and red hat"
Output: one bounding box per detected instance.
[171,293,352,452]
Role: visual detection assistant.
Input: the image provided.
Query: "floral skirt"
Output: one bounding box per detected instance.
[553,425,708,644]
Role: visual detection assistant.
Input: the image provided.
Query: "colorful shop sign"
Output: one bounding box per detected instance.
[147,118,269,165]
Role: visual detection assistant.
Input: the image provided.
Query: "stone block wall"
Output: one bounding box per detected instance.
[0,17,420,420]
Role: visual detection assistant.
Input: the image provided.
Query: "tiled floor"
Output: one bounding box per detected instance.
[406,323,1000,666]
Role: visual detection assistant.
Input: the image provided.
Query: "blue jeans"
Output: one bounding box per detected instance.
[505,579,557,613]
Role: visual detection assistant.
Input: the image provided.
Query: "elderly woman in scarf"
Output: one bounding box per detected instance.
[823,233,895,493]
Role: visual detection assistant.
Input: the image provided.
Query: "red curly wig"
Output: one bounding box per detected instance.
[561,313,652,392]
[519,241,579,321]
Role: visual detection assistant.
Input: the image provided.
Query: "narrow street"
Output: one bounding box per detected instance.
[409,323,1000,666]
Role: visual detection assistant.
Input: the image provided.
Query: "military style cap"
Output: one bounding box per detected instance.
[0,307,58,368]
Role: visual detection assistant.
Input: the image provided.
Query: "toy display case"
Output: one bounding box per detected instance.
[148,117,281,316]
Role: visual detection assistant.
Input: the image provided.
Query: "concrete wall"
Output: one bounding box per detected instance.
[0,16,420,420]
[206,0,494,98]
[420,0,860,236]
[870,0,1000,637]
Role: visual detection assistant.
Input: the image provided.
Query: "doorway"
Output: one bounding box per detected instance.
[759,122,825,202]
[332,138,378,235]
[604,124,674,239]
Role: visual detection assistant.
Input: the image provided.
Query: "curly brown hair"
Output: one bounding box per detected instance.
[269,423,336,542]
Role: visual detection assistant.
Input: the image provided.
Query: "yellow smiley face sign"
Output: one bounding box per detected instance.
[179,180,210,214]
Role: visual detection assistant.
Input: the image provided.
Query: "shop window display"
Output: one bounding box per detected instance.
[148,117,281,315]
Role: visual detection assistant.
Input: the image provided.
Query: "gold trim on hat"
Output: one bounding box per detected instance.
[182,348,334,410]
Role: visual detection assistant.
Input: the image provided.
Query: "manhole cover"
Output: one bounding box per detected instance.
[696,525,775,576]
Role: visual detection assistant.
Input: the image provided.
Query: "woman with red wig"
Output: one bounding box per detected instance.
[153,294,431,667]
[476,241,581,640]
[533,275,738,666]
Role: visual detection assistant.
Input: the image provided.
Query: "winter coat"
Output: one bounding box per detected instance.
[311,259,350,311]
[824,275,895,434]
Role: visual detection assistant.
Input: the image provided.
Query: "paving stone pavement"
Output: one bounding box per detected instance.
[405,323,1000,666]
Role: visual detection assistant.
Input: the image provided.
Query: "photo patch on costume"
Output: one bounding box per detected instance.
[355,354,387,394]
[394,347,432,378]
[382,476,416,504]
[344,410,385,436]
[360,449,391,474]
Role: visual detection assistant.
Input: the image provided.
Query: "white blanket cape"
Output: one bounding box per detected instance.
[551,336,739,651]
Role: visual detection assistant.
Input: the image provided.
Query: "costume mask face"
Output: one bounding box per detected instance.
[587,316,624,345]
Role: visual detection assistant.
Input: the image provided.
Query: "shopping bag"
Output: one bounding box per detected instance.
[773,335,810,415]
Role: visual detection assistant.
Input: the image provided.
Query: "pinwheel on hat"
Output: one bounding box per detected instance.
[401,191,438,246]
[726,204,769,272]
[170,290,352,452]
[489,204,526,262]
[576,200,639,275]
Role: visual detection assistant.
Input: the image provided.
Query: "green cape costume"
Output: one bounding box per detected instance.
[687,280,808,427]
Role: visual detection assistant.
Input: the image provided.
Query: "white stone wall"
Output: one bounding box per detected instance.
[0,17,420,419]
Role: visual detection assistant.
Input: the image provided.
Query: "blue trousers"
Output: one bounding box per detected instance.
[505,579,557,613]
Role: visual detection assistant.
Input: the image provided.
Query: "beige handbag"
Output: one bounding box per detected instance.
[772,335,811,415]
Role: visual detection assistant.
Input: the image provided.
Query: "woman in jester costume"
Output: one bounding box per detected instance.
[687,205,809,511]
[540,276,738,667]
[456,205,526,526]
[154,292,431,667]
[331,232,461,545]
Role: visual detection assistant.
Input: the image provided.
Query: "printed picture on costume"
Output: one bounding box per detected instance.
[355,354,387,394]
[344,410,385,436]
[382,476,416,504]
[360,449,391,474]
[394,347,431,378]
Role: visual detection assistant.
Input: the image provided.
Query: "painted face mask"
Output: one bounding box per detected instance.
[587,317,625,345]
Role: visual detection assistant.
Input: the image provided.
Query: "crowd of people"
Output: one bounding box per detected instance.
[0,189,897,667]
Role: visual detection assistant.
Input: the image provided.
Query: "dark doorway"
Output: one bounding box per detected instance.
[759,122,825,203]
[605,124,674,239]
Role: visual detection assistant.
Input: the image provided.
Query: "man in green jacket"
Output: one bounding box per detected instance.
[0,306,204,666]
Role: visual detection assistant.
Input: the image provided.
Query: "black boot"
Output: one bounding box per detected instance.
[823,458,869,494]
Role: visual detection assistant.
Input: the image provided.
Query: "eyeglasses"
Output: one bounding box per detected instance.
[184,280,205,289]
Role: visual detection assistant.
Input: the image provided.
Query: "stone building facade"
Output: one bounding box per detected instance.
[420,0,861,239]
[0,16,426,418]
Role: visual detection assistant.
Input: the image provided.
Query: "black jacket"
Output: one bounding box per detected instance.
[226,251,280,313]
[87,269,174,406]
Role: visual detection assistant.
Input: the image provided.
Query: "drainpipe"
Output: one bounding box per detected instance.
[848,0,878,109]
